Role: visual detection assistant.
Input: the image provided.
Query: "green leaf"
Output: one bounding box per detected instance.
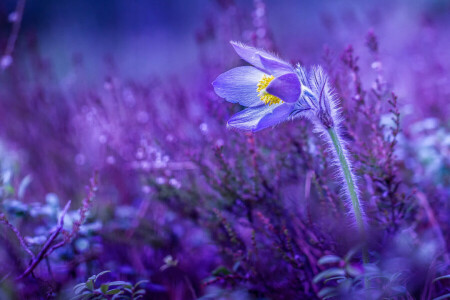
[337,278,352,293]
[364,274,389,282]
[73,282,86,290]
[134,280,149,288]
[361,263,380,278]
[345,264,361,277]
[390,285,407,295]
[344,247,360,263]
[86,280,94,291]
[433,275,450,283]
[202,276,216,284]
[70,294,89,300]
[74,286,88,295]
[323,276,346,284]
[108,281,132,287]
[94,271,111,283]
[318,255,341,265]
[133,289,146,295]
[18,175,32,199]
[4,185,14,195]
[433,294,450,300]
[106,289,123,295]
[390,272,402,282]
[232,261,241,272]
[318,287,338,298]
[73,283,87,294]
[100,284,109,294]
[71,291,92,300]
[212,266,231,277]
[313,268,346,284]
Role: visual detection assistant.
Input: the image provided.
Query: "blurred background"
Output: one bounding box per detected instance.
[1,0,449,83]
[0,0,449,299]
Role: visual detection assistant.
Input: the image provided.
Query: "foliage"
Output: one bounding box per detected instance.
[0,0,449,299]
[72,271,148,300]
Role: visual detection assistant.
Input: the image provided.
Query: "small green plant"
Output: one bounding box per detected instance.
[314,250,407,299]
[72,271,148,300]
[432,274,450,300]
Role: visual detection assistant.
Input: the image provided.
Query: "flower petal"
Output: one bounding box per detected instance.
[230,41,292,74]
[266,73,302,103]
[259,55,293,77]
[227,103,294,132]
[256,103,295,131]
[212,66,265,107]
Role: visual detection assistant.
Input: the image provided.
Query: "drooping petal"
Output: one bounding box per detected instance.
[227,103,294,132]
[230,41,293,75]
[259,55,294,77]
[266,73,302,103]
[212,66,265,107]
[256,103,295,131]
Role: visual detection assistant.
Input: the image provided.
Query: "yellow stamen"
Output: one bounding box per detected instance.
[257,75,283,106]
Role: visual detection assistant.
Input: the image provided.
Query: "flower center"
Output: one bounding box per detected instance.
[257,75,283,106]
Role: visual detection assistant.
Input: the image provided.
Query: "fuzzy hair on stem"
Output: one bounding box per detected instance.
[294,66,369,269]
[301,67,371,289]
[295,66,366,228]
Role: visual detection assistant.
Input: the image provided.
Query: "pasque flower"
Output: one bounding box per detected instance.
[212,41,303,132]
[212,41,336,133]
[213,41,369,271]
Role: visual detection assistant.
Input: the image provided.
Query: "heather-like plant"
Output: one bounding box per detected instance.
[0,0,449,299]
[213,42,368,263]
[71,270,148,300]
[314,250,410,299]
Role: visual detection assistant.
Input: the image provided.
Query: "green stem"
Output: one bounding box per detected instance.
[327,128,369,266]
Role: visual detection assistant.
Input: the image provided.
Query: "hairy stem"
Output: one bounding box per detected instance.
[327,128,369,264]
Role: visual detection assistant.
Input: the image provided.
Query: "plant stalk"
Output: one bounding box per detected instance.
[327,128,369,265]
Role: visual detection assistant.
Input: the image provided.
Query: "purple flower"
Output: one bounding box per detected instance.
[212,42,303,132]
